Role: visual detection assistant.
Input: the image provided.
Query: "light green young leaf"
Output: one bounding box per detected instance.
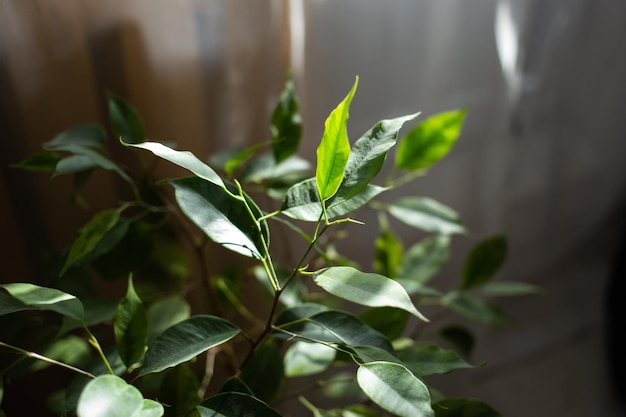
[313,266,428,322]
[388,197,465,235]
[122,140,224,188]
[481,281,542,297]
[395,109,466,171]
[316,77,358,202]
[138,400,165,417]
[170,177,268,259]
[271,76,302,163]
[433,398,503,417]
[284,341,336,377]
[357,361,433,417]
[397,345,474,376]
[441,290,511,326]
[463,235,507,289]
[397,235,450,285]
[197,392,281,417]
[140,315,240,376]
[76,375,160,417]
[159,364,200,417]
[0,283,84,320]
[114,277,148,368]
[61,209,120,276]
[107,91,145,144]
[46,124,107,150]
[374,221,404,279]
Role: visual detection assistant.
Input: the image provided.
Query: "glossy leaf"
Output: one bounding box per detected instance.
[397,235,450,285]
[395,109,466,171]
[441,291,511,326]
[0,283,83,320]
[122,140,224,188]
[481,281,542,297]
[357,361,433,417]
[76,375,160,417]
[313,266,427,321]
[46,124,106,150]
[351,345,403,365]
[240,339,283,402]
[159,365,200,417]
[197,392,281,417]
[11,151,63,172]
[271,76,302,163]
[316,77,358,201]
[170,177,268,259]
[284,341,336,377]
[282,178,387,222]
[107,91,145,144]
[114,277,148,367]
[397,345,474,376]
[141,315,240,376]
[340,113,418,200]
[61,209,120,276]
[433,398,503,417]
[388,197,465,235]
[463,235,507,289]
[146,295,191,343]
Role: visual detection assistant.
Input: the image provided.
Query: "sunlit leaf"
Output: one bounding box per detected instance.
[197,392,281,417]
[397,345,474,376]
[397,235,450,285]
[351,345,403,365]
[107,91,145,144]
[463,235,507,289]
[313,266,427,321]
[433,398,503,417]
[357,361,433,417]
[388,197,465,235]
[141,315,240,376]
[76,375,158,417]
[170,177,268,259]
[240,339,283,402]
[395,109,466,171]
[0,283,83,320]
[271,76,302,163]
[316,77,358,201]
[284,341,336,377]
[138,400,165,417]
[441,291,511,326]
[114,277,148,367]
[159,364,200,417]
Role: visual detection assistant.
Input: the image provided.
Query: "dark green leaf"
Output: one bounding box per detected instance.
[374,222,404,278]
[284,341,336,377]
[274,302,330,327]
[316,77,358,201]
[61,298,119,334]
[159,364,200,417]
[357,361,433,417]
[398,235,450,285]
[359,307,409,341]
[313,266,427,321]
[170,177,269,259]
[395,109,466,171]
[107,91,145,144]
[271,76,302,163]
[218,377,254,396]
[433,398,503,417]
[11,151,63,172]
[146,295,191,343]
[0,283,83,320]
[388,197,465,235]
[141,315,240,376]
[441,291,511,326]
[481,281,542,297]
[45,124,106,149]
[439,325,475,356]
[282,178,387,222]
[463,235,507,289]
[397,345,474,376]
[61,209,120,276]
[114,277,148,367]
[197,392,281,417]
[240,339,283,402]
[85,218,130,263]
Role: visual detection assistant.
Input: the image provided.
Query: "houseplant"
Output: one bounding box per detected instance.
[1,76,537,417]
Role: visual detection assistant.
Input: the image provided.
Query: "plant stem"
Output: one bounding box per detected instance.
[0,341,96,379]
[83,327,114,375]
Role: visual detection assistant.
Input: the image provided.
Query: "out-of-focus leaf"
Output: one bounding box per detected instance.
[439,325,475,356]
[159,364,200,417]
[11,152,63,172]
[197,392,281,417]
[0,283,83,320]
[240,339,283,402]
[30,335,91,372]
[463,235,507,289]
[146,295,191,343]
[359,307,409,341]
[107,91,145,144]
[397,345,474,376]
[433,398,503,417]
[397,235,450,285]
[243,153,310,183]
[54,154,98,176]
[114,277,148,368]
[374,221,404,279]
[284,341,336,377]
[441,291,511,326]
[388,197,465,235]
[481,281,542,297]
[46,124,106,149]
[271,76,302,163]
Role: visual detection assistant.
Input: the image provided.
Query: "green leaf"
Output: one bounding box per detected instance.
[240,339,283,402]
[170,177,269,259]
[316,77,358,202]
[271,76,302,163]
[433,398,503,417]
[46,124,106,150]
[357,361,433,417]
[388,197,465,235]
[54,154,98,176]
[282,178,387,222]
[218,377,254,396]
[44,143,132,184]
[107,91,145,144]
[397,345,474,376]
[439,325,475,356]
[463,235,507,289]
[242,153,310,183]
[397,235,450,285]
[340,114,418,200]
[77,375,162,417]
[481,281,542,297]
[284,341,336,377]
[351,345,403,365]
[197,392,281,417]
[0,283,84,320]
[146,295,191,343]
[114,277,148,368]
[141,315,240,376]
[359,307,409,341]
[122,140,224,188]
[374,222,404,278]
[395,109,466,171]
[313,266,427,321]
[11,151,63,172]
[61,209,120,276]
[441,291,511,326]
[223,145,262,177]
[30,335,91,372]
[159,365,200,417]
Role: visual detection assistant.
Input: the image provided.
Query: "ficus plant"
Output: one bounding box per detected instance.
[1,76,539,417]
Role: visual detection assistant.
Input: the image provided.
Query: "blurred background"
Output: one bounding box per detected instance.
[1,1,625,416]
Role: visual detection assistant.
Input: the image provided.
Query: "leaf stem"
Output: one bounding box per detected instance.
[83,327,114,375]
